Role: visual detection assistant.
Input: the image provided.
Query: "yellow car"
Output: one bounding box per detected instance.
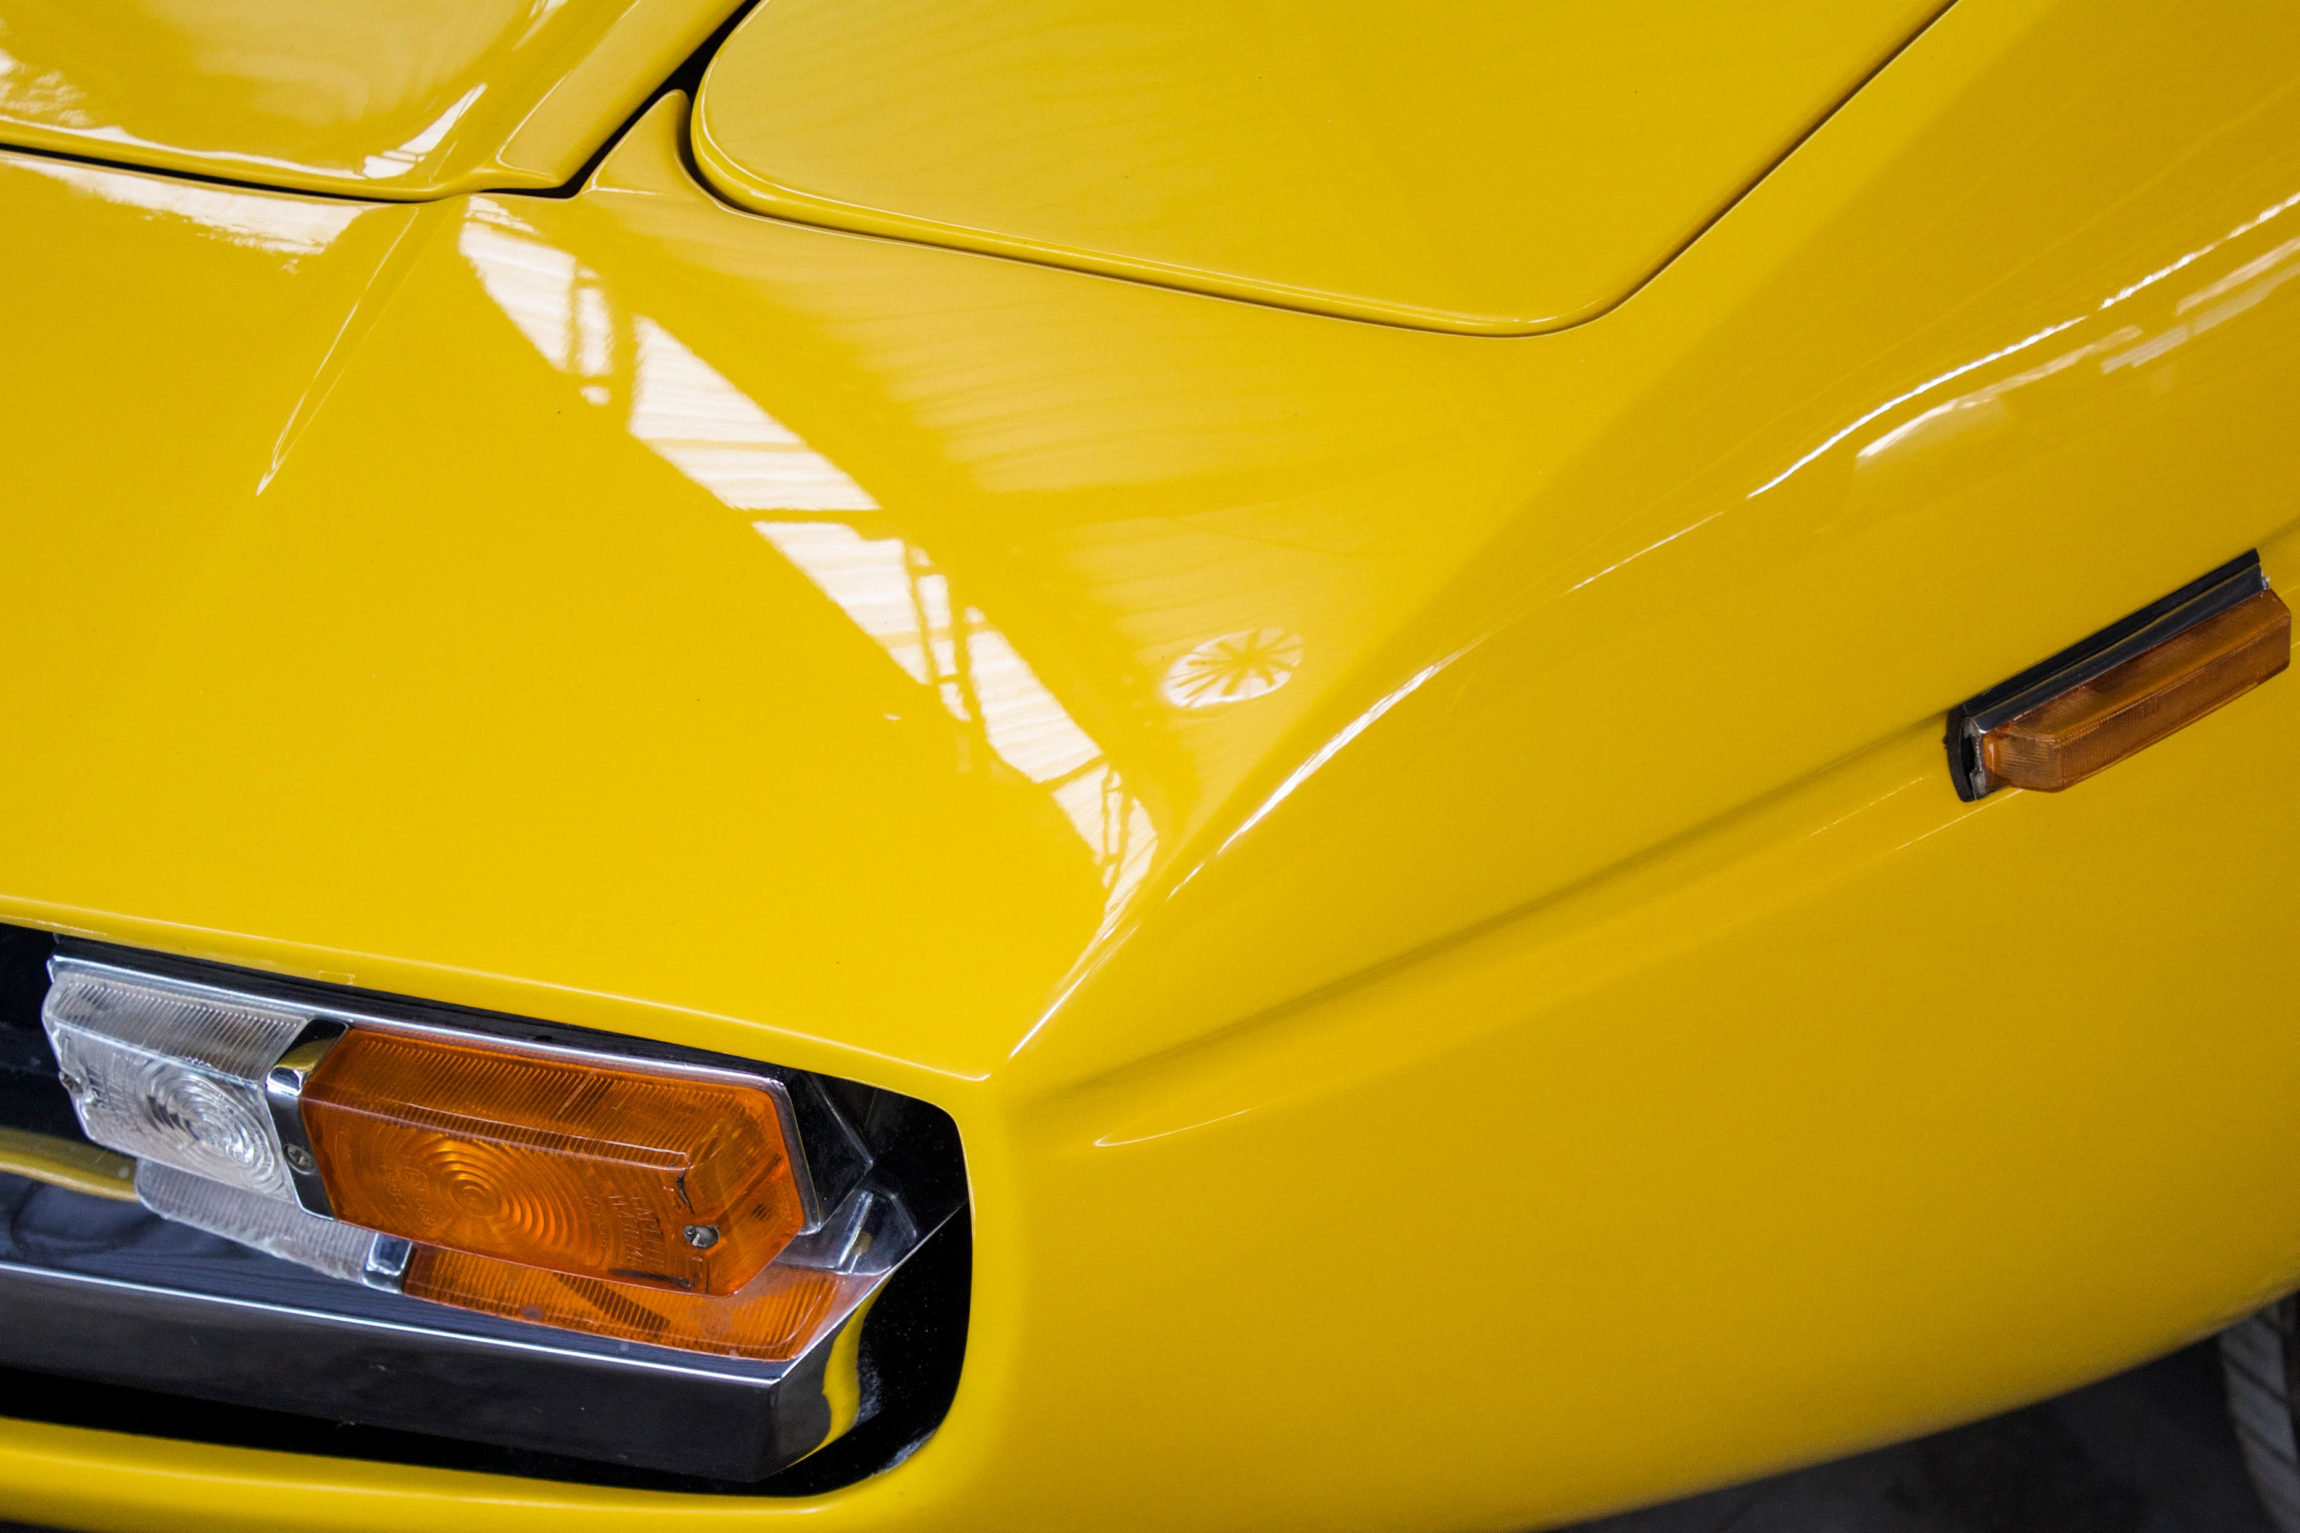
[2,1,2299,1529]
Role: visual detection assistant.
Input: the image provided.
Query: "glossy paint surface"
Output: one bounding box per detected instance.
[5,0,2300,1526]
[693,0,1948,332]
[0,0,736,196]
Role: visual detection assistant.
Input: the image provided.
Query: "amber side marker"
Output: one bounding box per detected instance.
[1948,551,2290,799]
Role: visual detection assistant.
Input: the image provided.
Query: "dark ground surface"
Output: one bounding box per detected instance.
[1568,1340,2272,1533]
[0,1340,2273,1531]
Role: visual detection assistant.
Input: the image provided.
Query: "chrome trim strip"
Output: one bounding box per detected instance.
[262,1018,343,1218]
[0,1253,839,1480]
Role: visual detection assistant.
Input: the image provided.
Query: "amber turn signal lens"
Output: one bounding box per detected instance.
[1981,588,2290,791]
[302,1030,805,1295]
[404,1245,858,1362]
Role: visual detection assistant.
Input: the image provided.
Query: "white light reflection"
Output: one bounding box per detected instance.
[1856,325,2140,460]
[755,521,1156,911]
[1211,652,1459,863]
[1752,184,2300,499]
[1568,506,1730,594]
[0,44,91,127]
[2097,231,2300,373]
[1747,316,2085,498]
[2182,235,2300,315]
[2095,190,2300,312]
[1093,1107,1253,1149]
[1088,644,1463,1063]
[632,320,878,512]
[458,202,1156,920]
[460,202,601,374]
[361,83,484,181]
[746,523,939,683]
[1161,629,1303,708]
[463,208,881,510]
[12,156,363,258]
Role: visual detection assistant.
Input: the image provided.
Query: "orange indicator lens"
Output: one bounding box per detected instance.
[404,1245,857,1362]
[301,1030,805,1295]
[1981,588,2291,791]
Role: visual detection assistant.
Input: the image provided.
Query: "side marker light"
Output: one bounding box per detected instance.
[1982,589,2288,790]
[1949,552,2290,798]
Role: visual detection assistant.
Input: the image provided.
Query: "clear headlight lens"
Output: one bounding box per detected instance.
[44,964,305,1200]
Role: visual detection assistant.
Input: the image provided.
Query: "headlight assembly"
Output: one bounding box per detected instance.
[0,928,968,1486]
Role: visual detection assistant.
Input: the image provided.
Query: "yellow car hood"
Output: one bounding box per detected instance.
[5,0,2300,1100]
[692,0,1947,333]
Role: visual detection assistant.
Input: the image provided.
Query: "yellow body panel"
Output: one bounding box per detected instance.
[1,0,2300,1527]
[0,1129,135,1202]
[692,0,1948,333]
[0,0,735,196]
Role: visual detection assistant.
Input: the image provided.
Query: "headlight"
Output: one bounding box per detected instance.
[0,929,967,1484]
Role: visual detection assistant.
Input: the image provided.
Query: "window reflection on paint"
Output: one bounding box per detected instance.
[9,154,364,259]
[756,521,1156,912]
[1162,629,1303,708]
[0,7,566,186]
[460,202,605,379]
[458,200,1156,918]
[1748,184,2300,500]
[0,44,89,128]
[1852,325,2141,462]
[631,319,878,512]
[2095,230,2300,375]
